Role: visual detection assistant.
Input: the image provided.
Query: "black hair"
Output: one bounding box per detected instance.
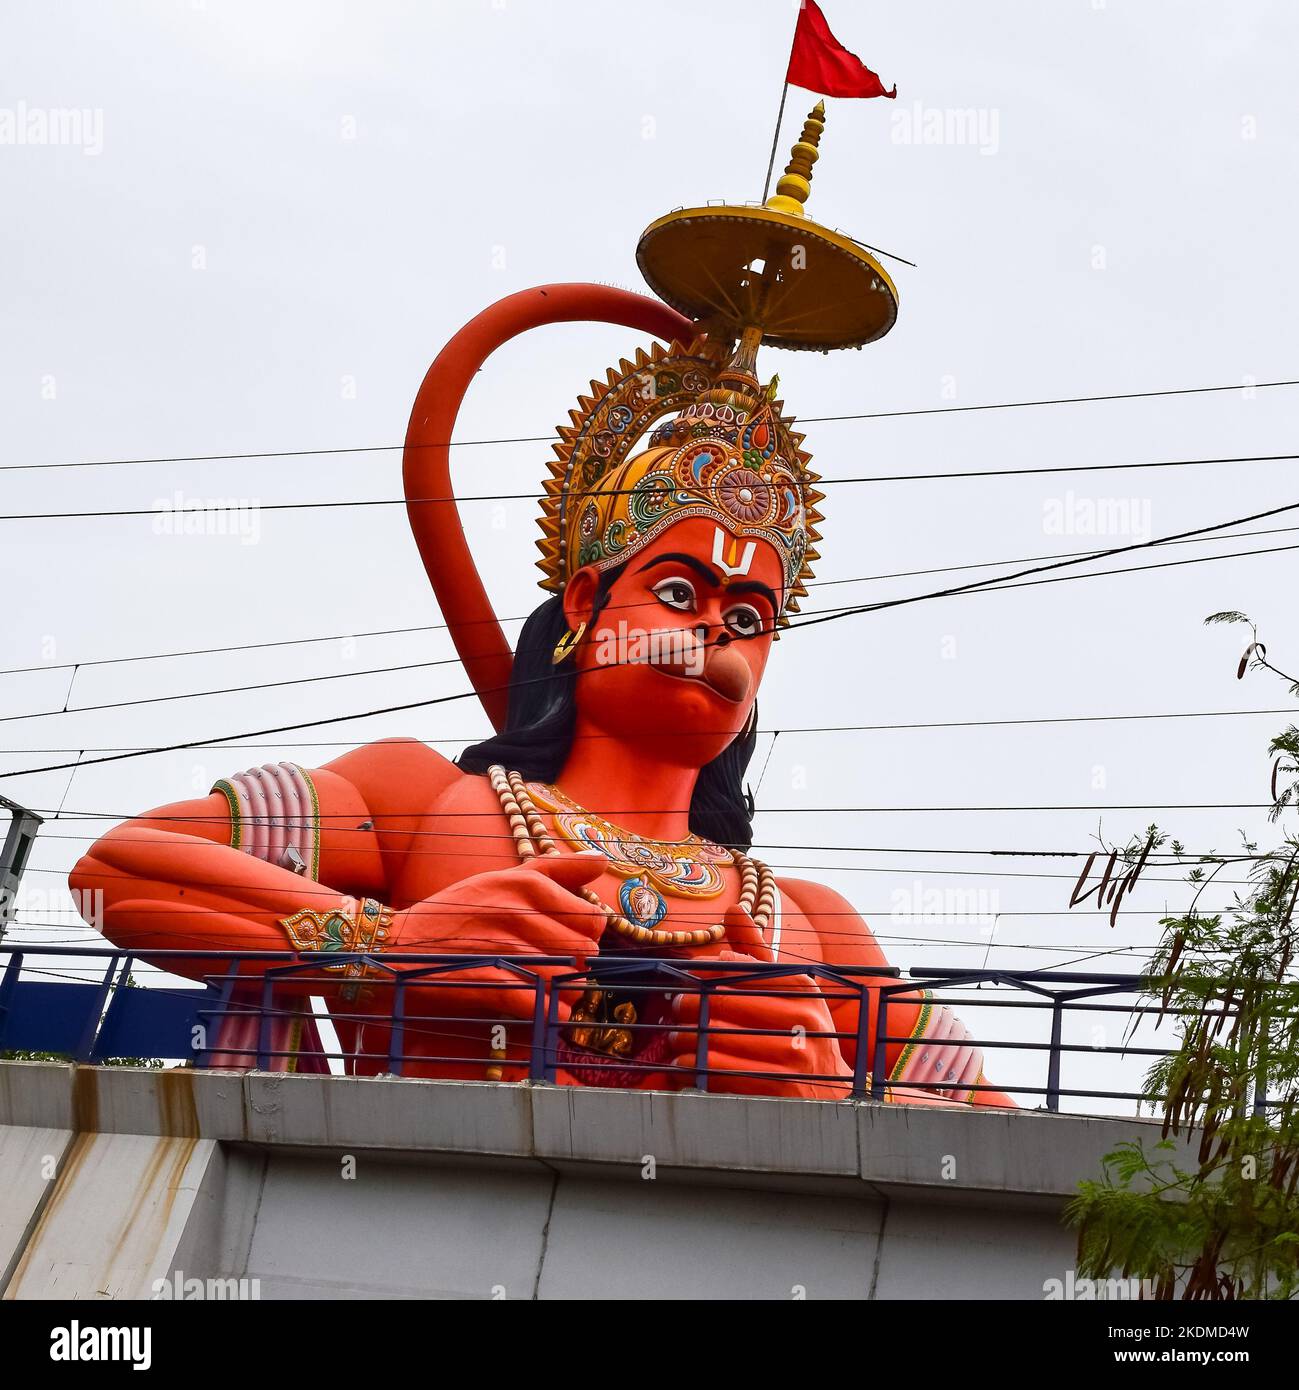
[456,565,758,849]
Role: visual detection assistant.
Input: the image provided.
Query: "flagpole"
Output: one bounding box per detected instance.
[761,81,790,204]
[762,9,803,202]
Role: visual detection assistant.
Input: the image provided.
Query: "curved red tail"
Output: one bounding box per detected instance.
[402,283,692,730]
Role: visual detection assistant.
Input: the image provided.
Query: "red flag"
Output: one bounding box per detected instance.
[786,0,897,100]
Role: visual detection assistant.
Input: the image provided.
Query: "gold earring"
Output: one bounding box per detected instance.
[552,620,587,666]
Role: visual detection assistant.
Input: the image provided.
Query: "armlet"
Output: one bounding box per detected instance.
[212,762,322,880]
[279,896,393,1001]
[887,991,987,1104]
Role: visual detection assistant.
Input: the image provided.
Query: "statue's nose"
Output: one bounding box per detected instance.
[702,644,751,704]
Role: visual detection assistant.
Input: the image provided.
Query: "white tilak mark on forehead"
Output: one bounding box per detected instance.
[711,527,757,577]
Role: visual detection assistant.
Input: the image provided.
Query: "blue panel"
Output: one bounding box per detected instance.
[92,986,220,1062]
[0,981,102,1054]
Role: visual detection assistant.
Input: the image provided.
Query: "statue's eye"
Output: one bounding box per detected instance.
[652,577,696,611]
[723,604,764,639]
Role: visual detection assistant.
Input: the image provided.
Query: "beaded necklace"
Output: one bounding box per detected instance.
[486,765,775,948]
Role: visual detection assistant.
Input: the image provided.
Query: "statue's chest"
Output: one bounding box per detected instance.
[535,802,741,946]
[393,807,739,931]
[397,777,777,954]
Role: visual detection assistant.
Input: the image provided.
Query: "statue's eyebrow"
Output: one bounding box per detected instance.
[723,579,780,615]
[635,553,722,586]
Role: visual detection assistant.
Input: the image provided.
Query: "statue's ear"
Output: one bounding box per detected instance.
[562,566,602,631]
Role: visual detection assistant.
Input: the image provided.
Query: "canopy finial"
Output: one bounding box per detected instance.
[765,100,827,217]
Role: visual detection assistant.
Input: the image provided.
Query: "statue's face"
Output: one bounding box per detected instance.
[563,515,783,766]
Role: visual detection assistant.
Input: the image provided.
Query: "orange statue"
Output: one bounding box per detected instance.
[70,105,1015,1107]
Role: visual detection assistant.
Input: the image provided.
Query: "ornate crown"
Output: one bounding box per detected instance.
[536,331,824,620]
[534,101,898,625]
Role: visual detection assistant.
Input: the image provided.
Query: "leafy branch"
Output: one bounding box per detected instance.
[1066,616,1299,1300]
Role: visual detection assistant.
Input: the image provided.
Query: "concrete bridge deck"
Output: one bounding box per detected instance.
[0,1061,1177,1300]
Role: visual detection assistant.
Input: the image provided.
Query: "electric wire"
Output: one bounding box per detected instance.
[5,496,1298,770]
[6,449,1299,520]
[3,375,1295,473]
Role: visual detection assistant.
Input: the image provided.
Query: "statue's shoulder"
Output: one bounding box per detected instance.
[319,737,467,817]
[775,875,888,970]
[773,875,856,918]
[776,873,873,938]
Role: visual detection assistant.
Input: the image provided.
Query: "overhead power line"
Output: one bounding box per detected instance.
[11,856,1257,887]
[2,704,1294,756]
[0,902,1240,922]
[4,449,1298,520]
[3,535,1296,726]
[784,498,1299,637]
[16,834,1280,866]
[3,375,1294,472]
[4,521,1296,679]
[19,803,1279,830]
[3,496,1294,777]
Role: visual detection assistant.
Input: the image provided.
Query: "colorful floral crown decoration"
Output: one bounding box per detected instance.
[535,332,822,622]
[535,101,898,625]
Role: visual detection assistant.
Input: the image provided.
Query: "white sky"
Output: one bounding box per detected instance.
[2,0,1297,1108]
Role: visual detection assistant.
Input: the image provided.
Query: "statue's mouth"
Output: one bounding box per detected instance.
[651,643,750,704]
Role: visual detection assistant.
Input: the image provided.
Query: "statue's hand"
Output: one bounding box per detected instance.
[719,903,775,962]
[389,851,609,1019]
[666,949,852,1099]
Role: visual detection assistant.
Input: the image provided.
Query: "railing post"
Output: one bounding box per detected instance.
[76,953,122,1063]
[528,975,548,1082]
[387,975,406,1077]
[256,973,274,1071]
[695,983,712,1092]
[1253,1069,1268,1118]
[543,980,563,1083]
[850,983,871,1099]
[1253,1013,1268,1117]
[0,949,24,1049]
[198,959,242,1068]
[1046,998,1064,1112]
[870,991,890,1101]
[87,953,137,1063]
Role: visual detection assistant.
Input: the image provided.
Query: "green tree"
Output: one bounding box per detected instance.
[1067,615,1299,1300]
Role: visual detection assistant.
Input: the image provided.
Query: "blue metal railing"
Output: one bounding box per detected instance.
[0,943,1241,1114]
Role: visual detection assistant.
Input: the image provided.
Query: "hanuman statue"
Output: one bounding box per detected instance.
[71,105,1014,1106]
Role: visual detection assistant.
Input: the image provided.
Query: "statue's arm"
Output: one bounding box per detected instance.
[68,738,458,968]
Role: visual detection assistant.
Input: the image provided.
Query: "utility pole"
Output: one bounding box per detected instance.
[0,793,43,946]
